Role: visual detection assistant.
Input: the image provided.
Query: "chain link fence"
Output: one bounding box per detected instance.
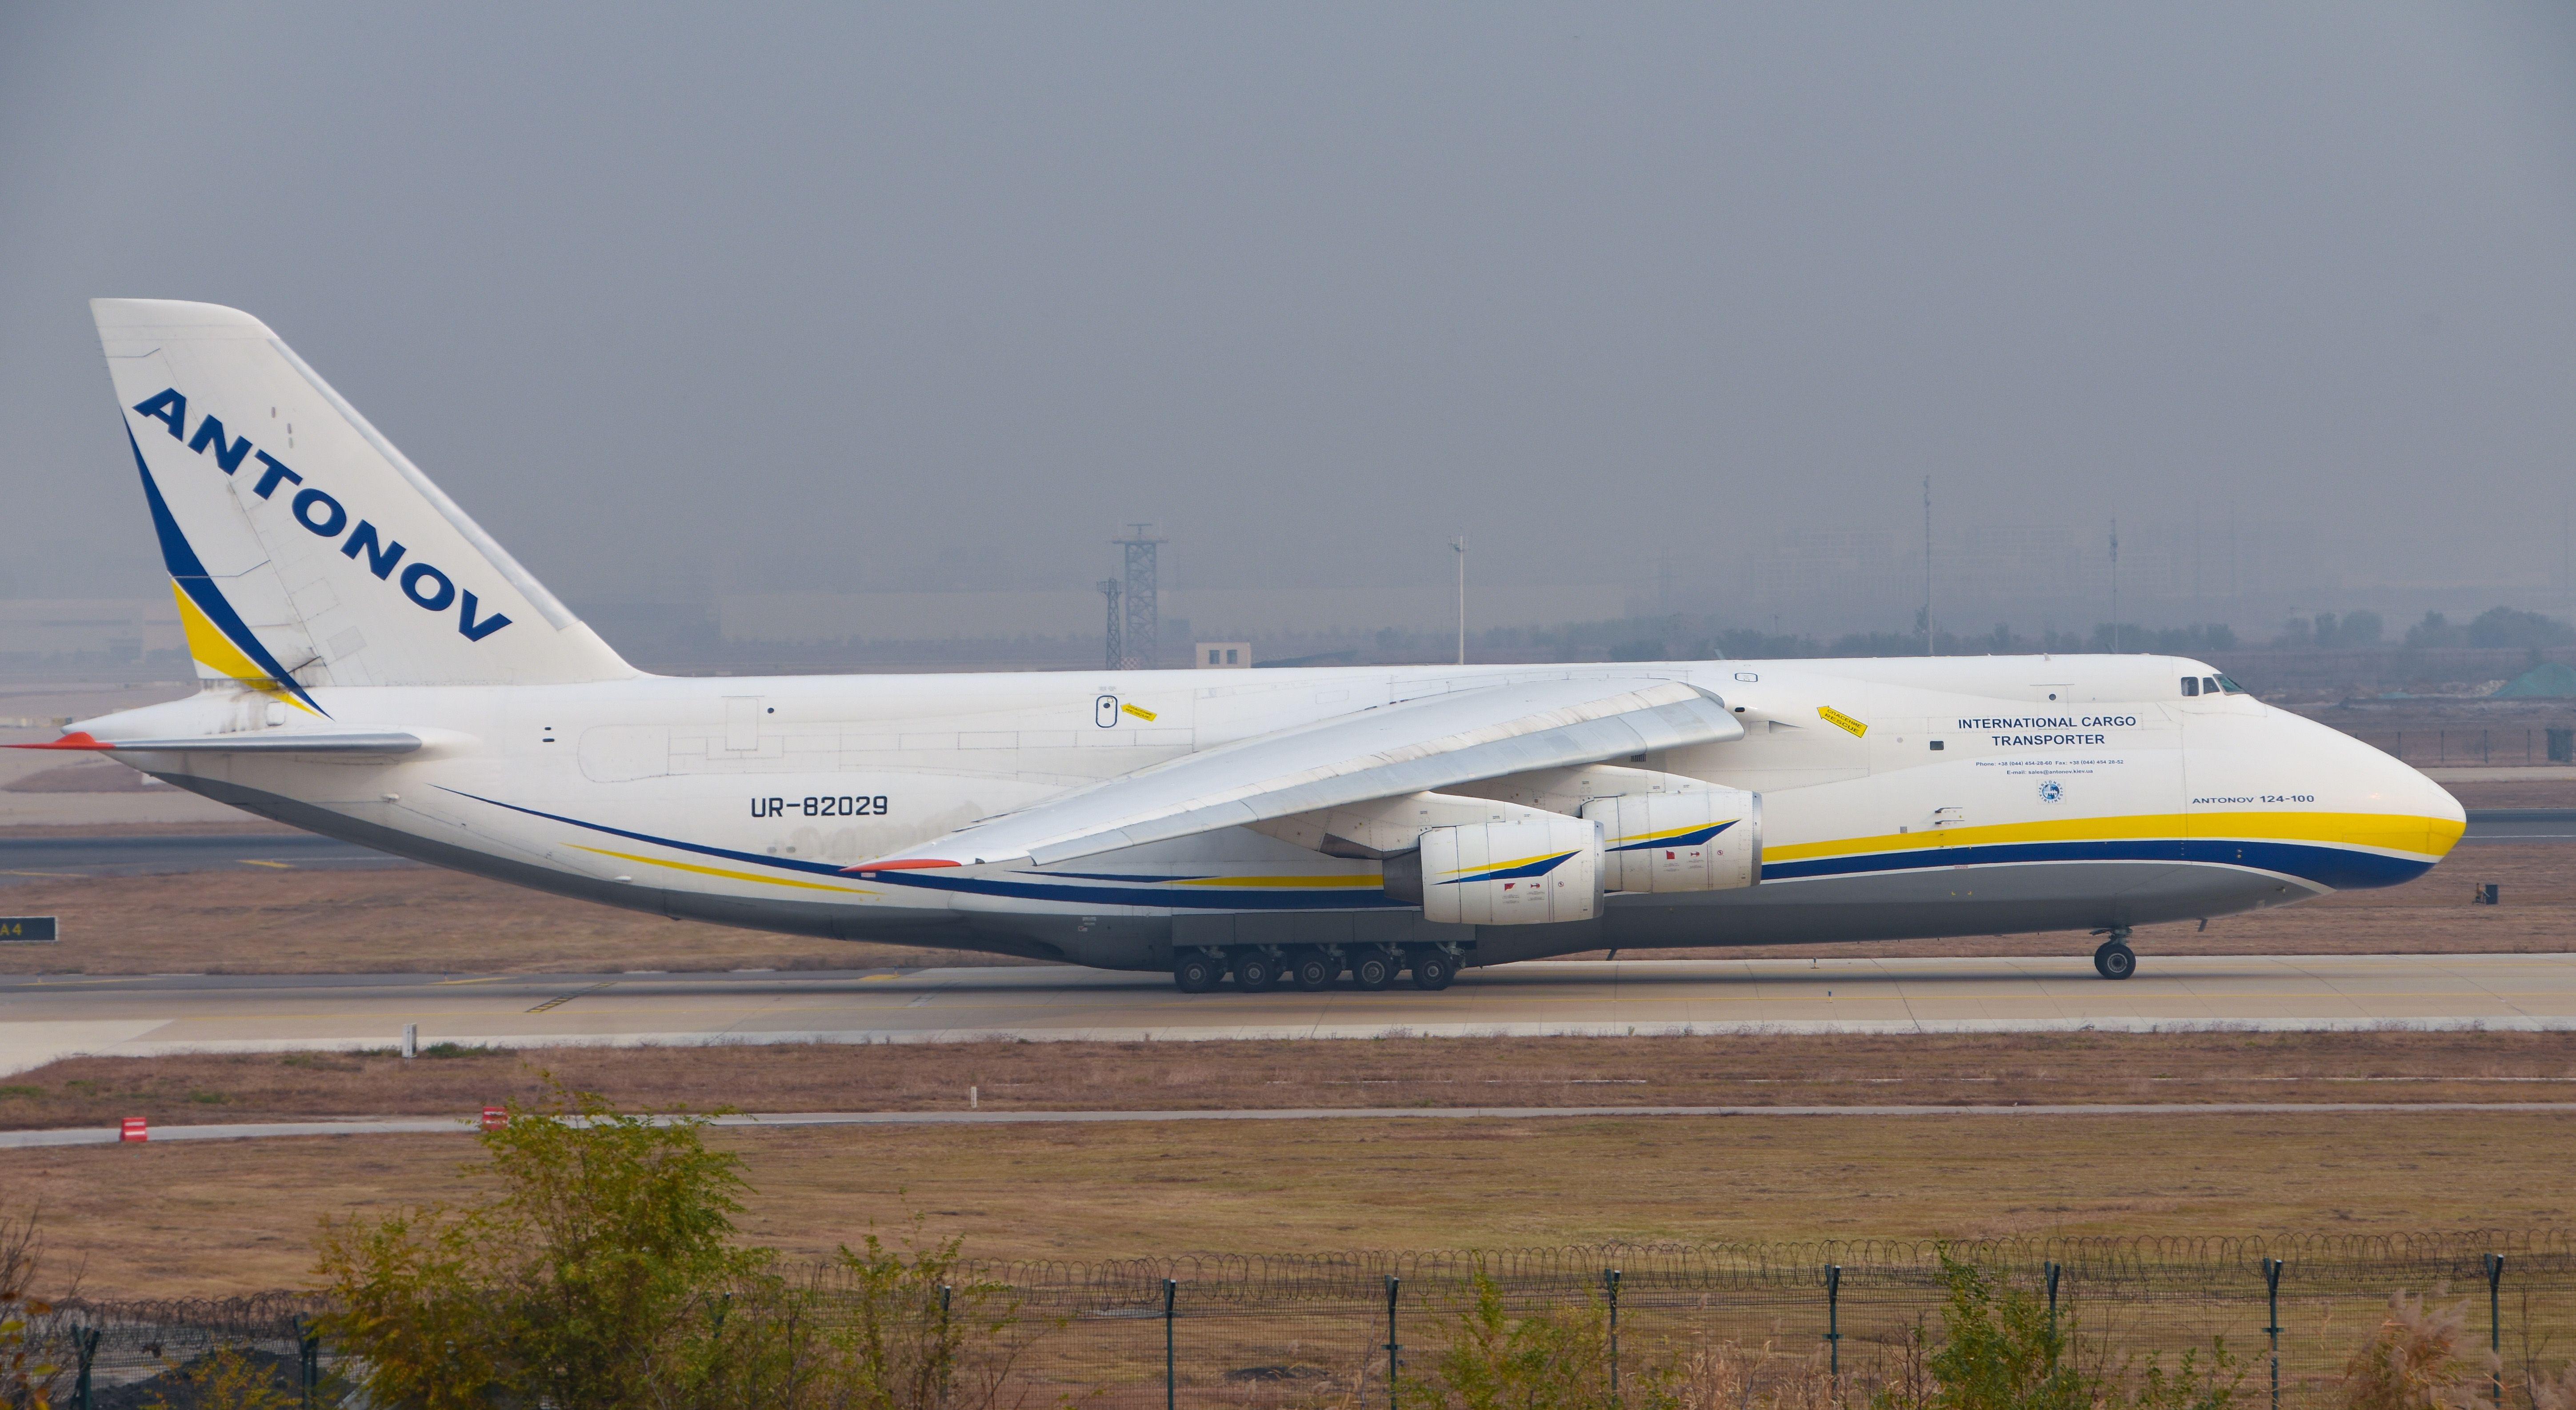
[20,1233,2576,1408]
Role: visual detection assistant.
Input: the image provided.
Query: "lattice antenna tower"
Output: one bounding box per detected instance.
[1114,523,1164,670]
[1097,577,1122,671]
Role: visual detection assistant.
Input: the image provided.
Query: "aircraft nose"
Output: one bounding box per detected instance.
[2331,720,2465,859]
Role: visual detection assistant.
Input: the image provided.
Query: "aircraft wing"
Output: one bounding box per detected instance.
[849,676,1740,872]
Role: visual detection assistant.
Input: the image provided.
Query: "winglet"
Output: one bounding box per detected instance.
[5,732,112,751]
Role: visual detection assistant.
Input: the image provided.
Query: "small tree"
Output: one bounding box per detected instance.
[1871,1254,2090,1410]
[1416,1268,1624,1410]
[828,1220,1034,1410]
[315,1079,769,1410]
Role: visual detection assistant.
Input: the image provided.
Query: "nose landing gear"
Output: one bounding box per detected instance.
[2092,929,2137,981]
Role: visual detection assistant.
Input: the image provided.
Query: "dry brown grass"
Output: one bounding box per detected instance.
[4,1029,2571,1129]
[6,1106,2571,1298]
[3,842,2569,975]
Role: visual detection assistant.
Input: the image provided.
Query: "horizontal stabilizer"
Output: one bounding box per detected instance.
[9,729,421,755]
[849,676,1740,872]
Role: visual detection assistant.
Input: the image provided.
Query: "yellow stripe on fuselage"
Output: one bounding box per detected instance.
[1763,811,2464,865]
[1166,874,1384,889]
[565,844,879,894]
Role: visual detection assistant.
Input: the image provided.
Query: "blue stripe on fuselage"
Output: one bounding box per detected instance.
[1760,837,2432,891]
[439,789,1409,910]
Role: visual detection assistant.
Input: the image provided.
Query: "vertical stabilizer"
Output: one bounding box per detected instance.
[92,299,632,707]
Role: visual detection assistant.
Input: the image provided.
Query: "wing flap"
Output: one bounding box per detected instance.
[850,676,1740,871]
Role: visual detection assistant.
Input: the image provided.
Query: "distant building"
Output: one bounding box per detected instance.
[0,599,184,662]
[1196,642,1252,669]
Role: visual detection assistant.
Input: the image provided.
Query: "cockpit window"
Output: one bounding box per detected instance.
[2180,677,2200,697]
[2214,674,2245,694]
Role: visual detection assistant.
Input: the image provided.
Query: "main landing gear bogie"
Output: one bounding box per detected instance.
[2092,929,2137,981]
[1170,945,1456,993]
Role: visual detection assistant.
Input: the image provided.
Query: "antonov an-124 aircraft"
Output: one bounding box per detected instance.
[22,300,2466,992]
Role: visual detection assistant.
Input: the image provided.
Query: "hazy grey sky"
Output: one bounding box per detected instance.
[5,5,2573,632]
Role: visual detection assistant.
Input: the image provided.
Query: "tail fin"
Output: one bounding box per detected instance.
[92,299,632,710]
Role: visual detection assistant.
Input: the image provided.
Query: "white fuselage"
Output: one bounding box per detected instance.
[76,652,2463,972]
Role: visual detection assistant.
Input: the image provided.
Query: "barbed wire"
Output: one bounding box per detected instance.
[25,1230,2573,1332]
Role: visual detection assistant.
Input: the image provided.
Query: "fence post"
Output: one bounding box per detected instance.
[2485,1253,2504,1406]
[1386,1274,1402,1410]
[73,1326,99,1410]
[2044,1261,2061,1338]
[1605,1268,1623,1401]
[292,1314,322,1407]
[2263,1257,2285,1410]
[938,1284,953,1408]
[1824,1264,1842,1381]
[1164,1277,1177,1410]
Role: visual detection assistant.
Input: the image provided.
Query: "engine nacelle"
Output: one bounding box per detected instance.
[1579,789,1760,893]
[1383,814,1602,925]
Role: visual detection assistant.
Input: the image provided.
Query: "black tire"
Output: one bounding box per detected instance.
[1349,949,1397,991]
[1174,953,1222,993]
[1289,947,1338,992]
[2094,941,2137,981]
[1409,949,1456,990]
[1232,952,1280,993]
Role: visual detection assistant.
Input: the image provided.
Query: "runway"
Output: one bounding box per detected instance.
[4,952,2572,1075]
[2454,808,2576,841]
[0,831,411,883]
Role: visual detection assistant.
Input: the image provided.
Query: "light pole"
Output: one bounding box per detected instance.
[1452,536,1467,666]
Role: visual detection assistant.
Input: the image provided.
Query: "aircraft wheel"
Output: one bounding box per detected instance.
[1232,952,1281,993]
[1173,953,1223,993]
[1409,949,1456,991]
[1288,947,1338,992]
[1349,949,1397,991]
[2093,940,2137,981]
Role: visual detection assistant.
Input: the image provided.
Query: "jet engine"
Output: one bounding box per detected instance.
[1381,813,1603,925]
[1578,788,1760,893]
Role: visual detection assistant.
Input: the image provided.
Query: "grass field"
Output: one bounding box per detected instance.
[7,1105,2570,1298]
[3,1029,2573,1129]
[0,840,2567,975]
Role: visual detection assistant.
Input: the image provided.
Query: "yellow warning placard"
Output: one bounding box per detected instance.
[1120,702,1160,722]
[1817,705,1868,737]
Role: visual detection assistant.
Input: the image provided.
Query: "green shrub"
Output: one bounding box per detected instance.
[1872,1251,2240,1410]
